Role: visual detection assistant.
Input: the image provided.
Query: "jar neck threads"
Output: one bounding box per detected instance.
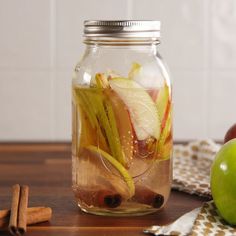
[83,37,160,46]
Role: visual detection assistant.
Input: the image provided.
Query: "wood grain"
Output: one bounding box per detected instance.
[0,143,208,236]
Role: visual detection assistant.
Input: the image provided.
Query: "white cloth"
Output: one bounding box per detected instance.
[144,208,200,236]
[144,201,236,236]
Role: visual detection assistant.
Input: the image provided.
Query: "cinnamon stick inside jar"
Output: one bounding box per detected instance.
[133,185,164,208]
[75,188,122,208]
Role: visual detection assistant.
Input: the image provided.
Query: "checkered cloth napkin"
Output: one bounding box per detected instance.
[144,140,236,235]
[172,139,221,198]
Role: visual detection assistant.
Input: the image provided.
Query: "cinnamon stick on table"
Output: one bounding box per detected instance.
[26,207,52,225]
[9,184,29,235]
[0,207,52,229]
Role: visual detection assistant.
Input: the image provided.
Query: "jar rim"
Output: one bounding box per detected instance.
[84,20,161,39]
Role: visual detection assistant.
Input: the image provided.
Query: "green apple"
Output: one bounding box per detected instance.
[109,78,160,141]
[211,139,236,225]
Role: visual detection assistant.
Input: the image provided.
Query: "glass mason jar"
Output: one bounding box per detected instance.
[72,20,172,216]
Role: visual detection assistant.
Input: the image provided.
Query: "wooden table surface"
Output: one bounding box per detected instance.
[0,143,208,236]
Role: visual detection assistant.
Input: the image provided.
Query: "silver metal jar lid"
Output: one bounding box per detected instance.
[84,20,161,38]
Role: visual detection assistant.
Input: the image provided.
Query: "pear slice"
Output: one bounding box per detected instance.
[85,145,135,198]
[109,78,160,141]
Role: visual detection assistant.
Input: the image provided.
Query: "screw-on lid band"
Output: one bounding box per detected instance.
[84,20,161,38]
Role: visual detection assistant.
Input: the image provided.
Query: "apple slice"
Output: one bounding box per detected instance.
[83,90,126,166]
[109,78,160,141]
[95,73,109,88]
[155,83,172,160]
[156,103,172,159]
[156,83,170,130]
[128,63,158,101]
[128,62,141,79]
[158,139,173,160]
[106,90,134,167]
[73,88,109,152]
